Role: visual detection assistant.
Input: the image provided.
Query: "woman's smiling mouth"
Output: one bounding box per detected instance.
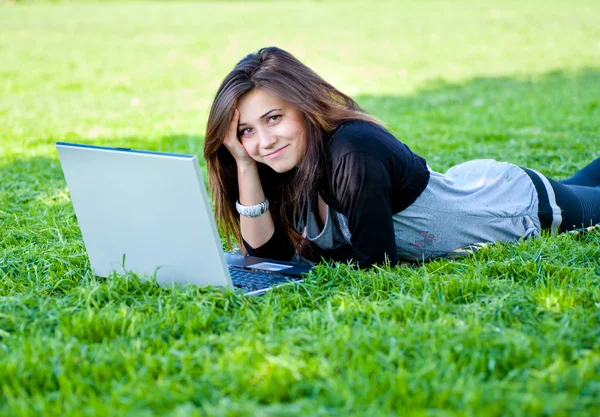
[264,145,288,159]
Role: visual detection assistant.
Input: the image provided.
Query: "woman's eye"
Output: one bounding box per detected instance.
[267,115,281,123]
[239,128,252,136]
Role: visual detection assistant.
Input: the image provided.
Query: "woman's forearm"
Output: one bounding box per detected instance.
[237,163,276,249]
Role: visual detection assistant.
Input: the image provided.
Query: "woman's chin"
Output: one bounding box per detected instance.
[265,161,296,174]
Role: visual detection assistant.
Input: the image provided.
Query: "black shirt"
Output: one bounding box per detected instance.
[242,120,430,268]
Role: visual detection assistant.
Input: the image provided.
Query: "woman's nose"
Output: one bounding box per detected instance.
[258,129,277,148]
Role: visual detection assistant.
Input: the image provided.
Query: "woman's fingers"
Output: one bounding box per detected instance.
[223,109,238,147]
[223,109,242,150]
[227,109,239,142]
[223,109,252,164]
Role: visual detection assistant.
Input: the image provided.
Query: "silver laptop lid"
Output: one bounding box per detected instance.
[56,142,233,288]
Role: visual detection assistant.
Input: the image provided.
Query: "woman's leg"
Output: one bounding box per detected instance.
[559,158,600,187]
[522,167,600,233]
[550,181,600,232]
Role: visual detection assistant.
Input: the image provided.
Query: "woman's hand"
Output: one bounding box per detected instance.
[223,109,255,167]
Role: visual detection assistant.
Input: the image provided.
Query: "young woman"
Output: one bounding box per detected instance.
[204,47,600,268]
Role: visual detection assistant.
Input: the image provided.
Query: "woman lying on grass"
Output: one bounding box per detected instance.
[203,46,600,268]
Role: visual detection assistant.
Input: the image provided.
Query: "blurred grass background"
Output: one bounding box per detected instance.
[1,1,600,416]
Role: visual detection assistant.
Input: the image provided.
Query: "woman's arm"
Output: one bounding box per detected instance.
[330,150,398,268]
[223,110,295,260]
[222,110,275,248]
[236,162,275,249]
[324,120,429,268]
[238,163,295,260]
[237,163,295,260]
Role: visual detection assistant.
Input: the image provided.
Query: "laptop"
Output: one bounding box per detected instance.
[55,142,312,296]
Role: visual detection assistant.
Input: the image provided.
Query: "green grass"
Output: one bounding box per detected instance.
[1,0,600,415]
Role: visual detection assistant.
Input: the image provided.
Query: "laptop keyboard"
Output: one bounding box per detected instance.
[228,267,298,292]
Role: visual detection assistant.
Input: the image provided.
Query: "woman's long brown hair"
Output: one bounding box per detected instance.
[204,46,382,258]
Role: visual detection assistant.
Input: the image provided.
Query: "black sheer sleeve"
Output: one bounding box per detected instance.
[328,150,398,268]
[320,120,430,268]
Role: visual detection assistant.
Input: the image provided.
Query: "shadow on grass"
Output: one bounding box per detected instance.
[354,67,600,172]
[3,67,599,206]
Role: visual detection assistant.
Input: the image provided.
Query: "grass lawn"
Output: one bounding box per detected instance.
[1,0,600,415]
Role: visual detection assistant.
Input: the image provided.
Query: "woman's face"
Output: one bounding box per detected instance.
[236,88,307,173]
